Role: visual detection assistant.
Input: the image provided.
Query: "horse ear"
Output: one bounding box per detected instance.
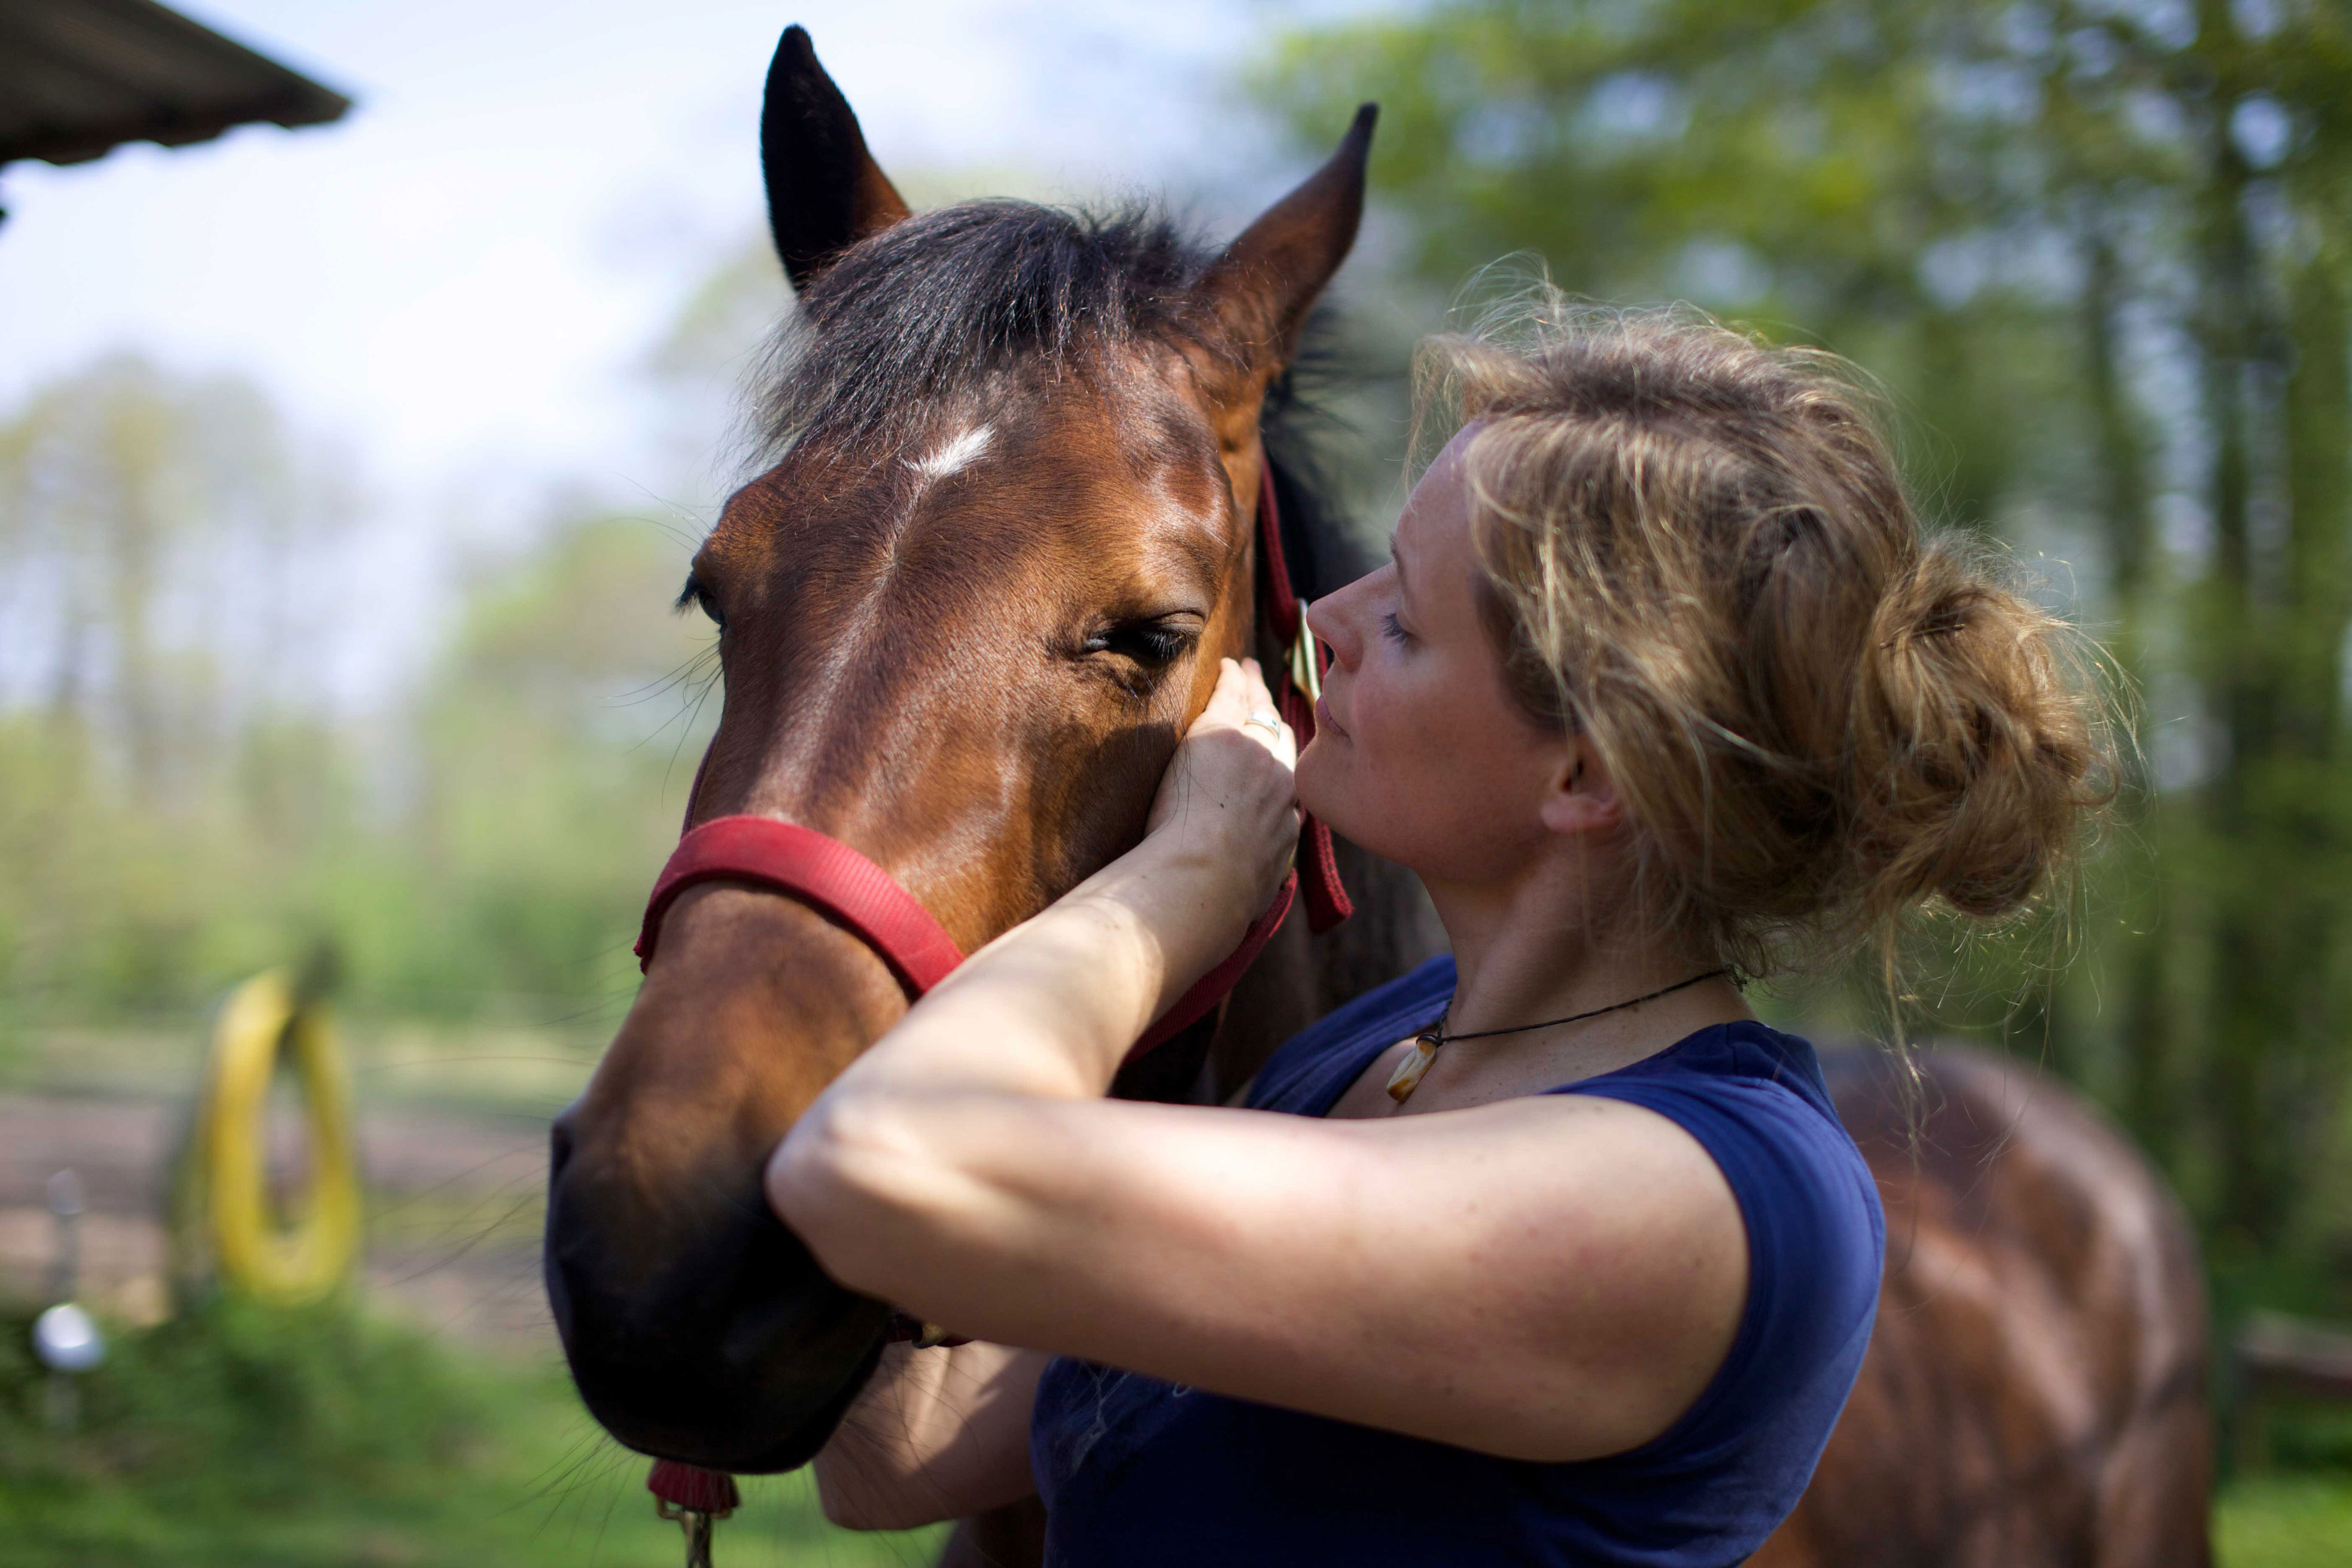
[1195,105,1378,379]
[760,26,912,288]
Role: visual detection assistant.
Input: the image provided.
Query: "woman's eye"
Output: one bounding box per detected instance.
[1381,611,1411,644]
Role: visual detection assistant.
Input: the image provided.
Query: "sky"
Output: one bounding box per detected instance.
[0,0,1367,701]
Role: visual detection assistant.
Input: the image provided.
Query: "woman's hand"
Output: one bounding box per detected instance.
[1141,656,1301,928]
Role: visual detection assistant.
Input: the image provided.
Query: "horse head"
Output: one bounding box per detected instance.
[544,25,1374,1473]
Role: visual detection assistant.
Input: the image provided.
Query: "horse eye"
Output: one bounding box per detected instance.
[1086,620,1194,667]
[676,576,725,630]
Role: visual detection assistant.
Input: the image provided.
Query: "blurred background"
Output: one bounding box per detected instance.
[4,0,2351,1561]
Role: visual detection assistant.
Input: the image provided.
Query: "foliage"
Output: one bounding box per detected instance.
[0,1295,943,1566]
[1259,0,2352,1284]
[0,358,715,1025]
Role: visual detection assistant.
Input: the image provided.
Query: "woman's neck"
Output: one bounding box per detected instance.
[1422,863,1752,1083]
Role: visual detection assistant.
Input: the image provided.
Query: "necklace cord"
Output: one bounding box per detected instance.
[1426,968,1730,1047]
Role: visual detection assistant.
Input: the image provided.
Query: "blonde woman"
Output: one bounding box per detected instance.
[765,308,2110,1565]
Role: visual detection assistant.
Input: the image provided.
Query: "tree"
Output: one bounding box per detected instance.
[0,358,353,1009]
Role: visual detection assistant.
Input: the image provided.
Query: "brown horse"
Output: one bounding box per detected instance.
[545,25,2213,1564]
[1757,1046,2213,1567]
[543,22,1429,1476]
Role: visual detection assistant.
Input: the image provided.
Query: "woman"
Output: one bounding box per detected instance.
[765,306,2110,1564]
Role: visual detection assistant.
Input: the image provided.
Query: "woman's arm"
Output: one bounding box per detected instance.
[768,660,1748,1463]
[812,1340,1047,1530]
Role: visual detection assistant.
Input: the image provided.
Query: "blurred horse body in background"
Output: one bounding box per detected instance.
[544,24,2213,1566]
[1761,1047,2213,1567]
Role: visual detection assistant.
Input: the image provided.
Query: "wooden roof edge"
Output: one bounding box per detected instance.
[1,95,346,168]
[0,0,352,171]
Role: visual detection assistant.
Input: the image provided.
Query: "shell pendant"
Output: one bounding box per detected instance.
[1386,1032,1442,1103]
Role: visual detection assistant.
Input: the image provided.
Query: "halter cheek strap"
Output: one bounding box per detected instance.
[1255,464,1352,932]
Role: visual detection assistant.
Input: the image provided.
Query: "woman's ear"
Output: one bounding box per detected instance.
[1536,738,1622,838]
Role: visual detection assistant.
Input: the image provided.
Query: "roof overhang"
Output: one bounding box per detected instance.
[0,0,350,170]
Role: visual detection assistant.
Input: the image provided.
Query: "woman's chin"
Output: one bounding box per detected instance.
[1294,745,1353,843]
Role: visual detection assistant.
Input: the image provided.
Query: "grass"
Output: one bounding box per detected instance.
[2216,1475,2352,1567]
[10,1297,2349,1568]
[7,1019,2351,1563]
[0,1295,947,1567]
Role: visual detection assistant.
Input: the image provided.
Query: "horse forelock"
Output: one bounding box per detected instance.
[751,198,1241,464]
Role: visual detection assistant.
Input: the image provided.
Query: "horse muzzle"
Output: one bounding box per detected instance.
[543,1108,890,1472]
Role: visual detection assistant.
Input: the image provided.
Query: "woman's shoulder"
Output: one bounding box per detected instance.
[1563,1021,1885,1470]
[1585,1018,1843,1122]
[1565,1021,1879,1256]
[1246,956,1455,1116]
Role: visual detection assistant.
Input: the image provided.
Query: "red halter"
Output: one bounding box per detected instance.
[632,464,1351,1055]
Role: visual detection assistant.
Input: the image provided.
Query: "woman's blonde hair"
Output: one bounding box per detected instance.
[1417,299,2119,982]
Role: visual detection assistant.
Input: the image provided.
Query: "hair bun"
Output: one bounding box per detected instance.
[1852,542,2108,923]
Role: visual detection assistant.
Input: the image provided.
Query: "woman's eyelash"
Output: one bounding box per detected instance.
[1381,611,1411,643]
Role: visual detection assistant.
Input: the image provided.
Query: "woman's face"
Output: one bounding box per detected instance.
[1297,432,1593,889]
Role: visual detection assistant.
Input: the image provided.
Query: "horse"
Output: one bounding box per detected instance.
[542,19,1431,1481]
[1757,1046,2213,1567]
[544,25,2214,1565]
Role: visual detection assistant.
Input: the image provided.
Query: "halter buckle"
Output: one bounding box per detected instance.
[1287,600,1322,704]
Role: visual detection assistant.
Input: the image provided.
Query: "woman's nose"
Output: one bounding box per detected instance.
[1307,574,1367,671]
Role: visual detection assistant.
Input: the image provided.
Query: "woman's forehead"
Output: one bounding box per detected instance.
[1398,440,1475,560]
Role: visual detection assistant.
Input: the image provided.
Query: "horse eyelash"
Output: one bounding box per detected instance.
[674,576,725,629]
[1083,622,1195,666]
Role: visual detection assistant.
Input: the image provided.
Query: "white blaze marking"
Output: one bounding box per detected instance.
[906,424,993,483]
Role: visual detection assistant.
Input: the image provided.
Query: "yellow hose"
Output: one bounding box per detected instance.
[201,969,361,1304]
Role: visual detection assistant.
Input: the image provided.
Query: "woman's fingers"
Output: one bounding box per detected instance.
[1239,659,1292,759]
[1191,656,1250,729]
[1141,660,1301,908]
[1195,658,1297,766]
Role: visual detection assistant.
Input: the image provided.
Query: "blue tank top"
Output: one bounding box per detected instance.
[1030,956,1884,1567]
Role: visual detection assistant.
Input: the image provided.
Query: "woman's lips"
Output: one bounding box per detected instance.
[1314,696,1348,740]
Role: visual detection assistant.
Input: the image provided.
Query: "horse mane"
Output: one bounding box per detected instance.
[749,196,1373,597]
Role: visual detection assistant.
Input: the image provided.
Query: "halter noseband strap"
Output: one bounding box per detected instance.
[634,814,1298,1059]
[634,817,962,995]
[633,459,1347,1061]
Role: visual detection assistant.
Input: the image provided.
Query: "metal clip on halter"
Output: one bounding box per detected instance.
[1288,598,1322,705]
[649,1460,739,1567]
